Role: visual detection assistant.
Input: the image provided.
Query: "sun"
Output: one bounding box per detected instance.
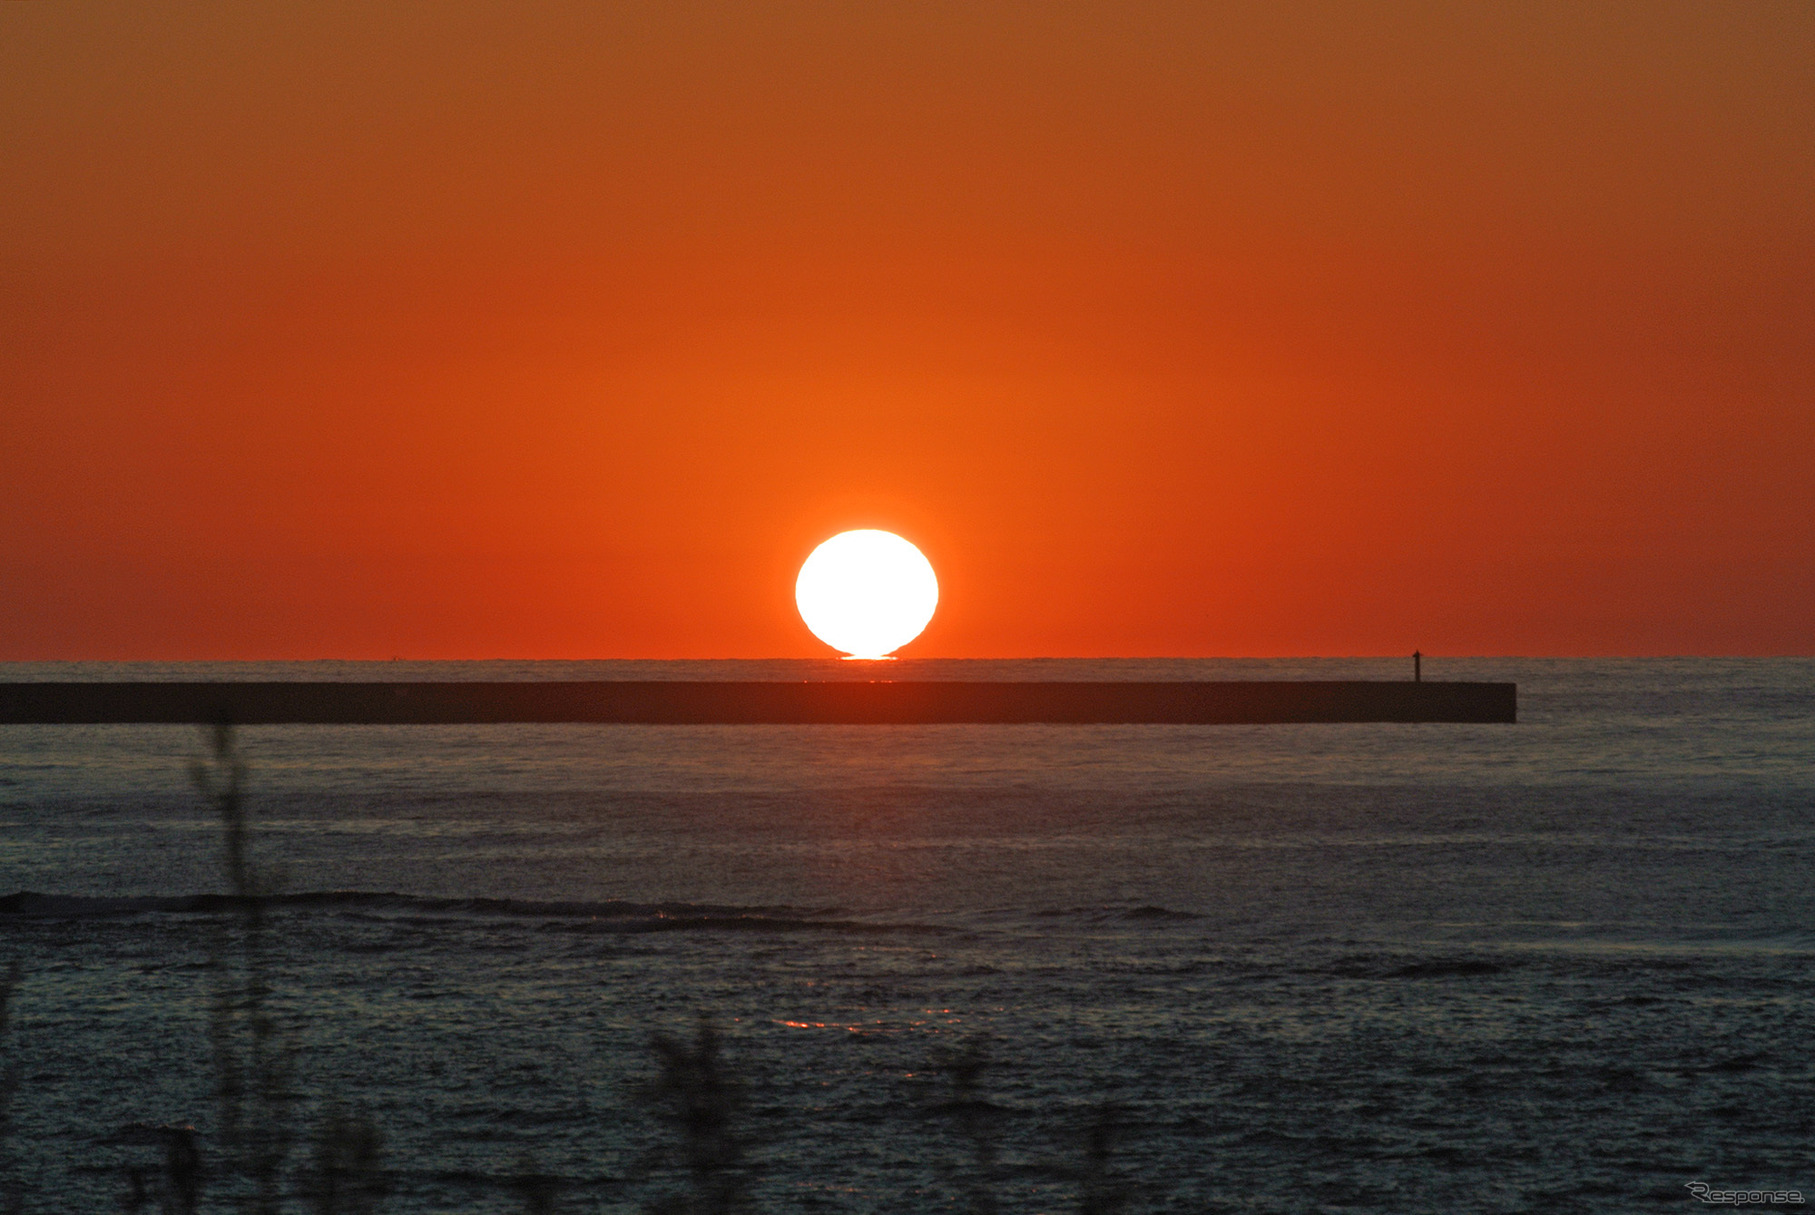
[796,530,939,659]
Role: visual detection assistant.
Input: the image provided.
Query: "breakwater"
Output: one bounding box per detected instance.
[0,680,1515,724]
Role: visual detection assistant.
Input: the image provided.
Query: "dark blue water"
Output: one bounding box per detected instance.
[2,659,1811,1211]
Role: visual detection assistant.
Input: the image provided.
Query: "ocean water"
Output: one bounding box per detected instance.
[1,658,1812,1212]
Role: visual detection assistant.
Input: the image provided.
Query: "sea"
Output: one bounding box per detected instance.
[1,658,1811,1213]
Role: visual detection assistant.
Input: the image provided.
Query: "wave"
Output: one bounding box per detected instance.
[1322,955,1512,980]
[0,890,937,935]
[1384,959,1508,979]
[1123,904,1203,921]
[1031,904,1203,923]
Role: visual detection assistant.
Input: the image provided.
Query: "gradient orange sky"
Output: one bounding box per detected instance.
[3,2,1811,658]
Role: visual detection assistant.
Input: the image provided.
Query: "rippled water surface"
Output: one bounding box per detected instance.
[2,658,1812,1211]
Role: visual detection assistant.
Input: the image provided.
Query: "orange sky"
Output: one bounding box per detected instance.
[3,2,1811,658]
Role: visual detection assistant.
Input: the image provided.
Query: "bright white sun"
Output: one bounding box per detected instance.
[796,529,938,659]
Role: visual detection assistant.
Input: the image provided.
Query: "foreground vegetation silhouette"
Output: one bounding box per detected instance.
[0,725,1137,1212]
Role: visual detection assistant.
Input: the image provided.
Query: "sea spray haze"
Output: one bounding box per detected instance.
[0,658,1812,1210]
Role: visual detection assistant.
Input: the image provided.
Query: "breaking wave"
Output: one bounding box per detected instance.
[0,890,937,935]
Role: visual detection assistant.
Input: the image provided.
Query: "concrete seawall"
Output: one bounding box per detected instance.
[0,681,1516,724]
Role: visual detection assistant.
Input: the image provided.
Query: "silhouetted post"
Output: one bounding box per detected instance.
[1413,651,1422,682]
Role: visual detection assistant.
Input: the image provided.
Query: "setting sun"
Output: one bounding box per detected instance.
[795,530,939,659]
